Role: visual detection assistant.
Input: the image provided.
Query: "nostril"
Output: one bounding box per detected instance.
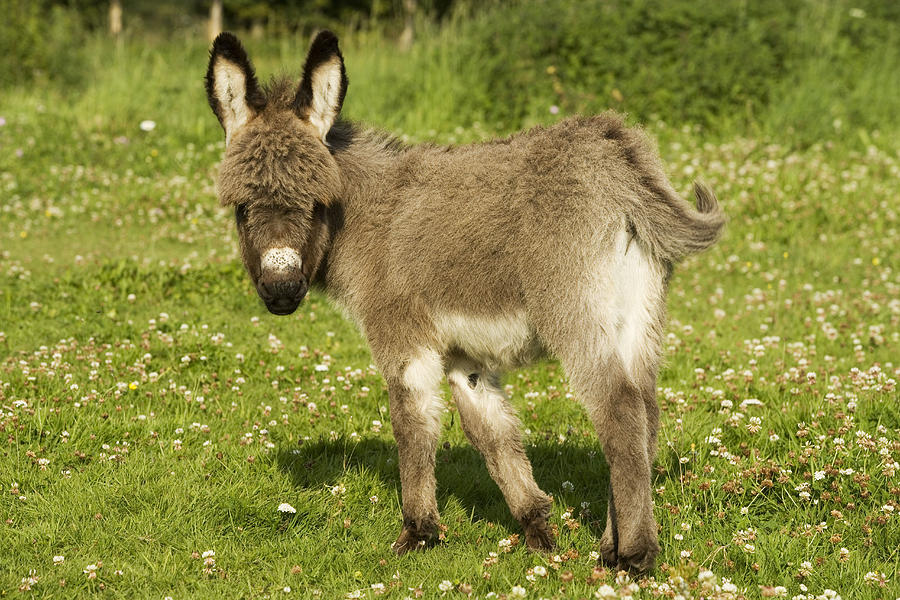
[258,281,274,301]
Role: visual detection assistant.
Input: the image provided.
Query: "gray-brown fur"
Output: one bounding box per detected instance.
[206,31,725,572]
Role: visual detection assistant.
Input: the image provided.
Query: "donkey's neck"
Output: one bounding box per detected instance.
[316,122,405,301]
[329,121,405,203]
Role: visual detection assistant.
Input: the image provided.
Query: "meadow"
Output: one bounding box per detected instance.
[1,1,899,598]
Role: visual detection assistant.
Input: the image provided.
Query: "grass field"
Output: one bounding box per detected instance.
[2,4,900,598]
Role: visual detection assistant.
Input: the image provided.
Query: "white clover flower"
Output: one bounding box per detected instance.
[438,580,453,592]
[697,569,715,583]
[278,503,297,514]
[139,120,156,131]
[533,565,547,577]
[52,555,64,565]
[595,584,616,599]
[510,585,527,598]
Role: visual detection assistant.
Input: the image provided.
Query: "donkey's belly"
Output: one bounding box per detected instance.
[434,311,543,370]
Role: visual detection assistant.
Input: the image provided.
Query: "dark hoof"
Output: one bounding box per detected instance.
[524,518,555,552]
[520,507,555,552]
[598,538,618,567]
[391,521,436,555]
[616,541,659,575]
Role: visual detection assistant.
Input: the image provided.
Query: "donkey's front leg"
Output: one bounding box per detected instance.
[388,350,445,554]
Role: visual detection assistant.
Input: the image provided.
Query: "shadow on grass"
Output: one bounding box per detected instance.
[274,435,661,538]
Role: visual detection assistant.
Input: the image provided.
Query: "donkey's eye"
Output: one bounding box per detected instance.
[235,205,248,224]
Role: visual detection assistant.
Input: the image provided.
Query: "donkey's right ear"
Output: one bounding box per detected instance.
[205,32,266,144]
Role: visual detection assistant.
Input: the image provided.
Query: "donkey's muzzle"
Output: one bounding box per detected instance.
[258,278,307,315]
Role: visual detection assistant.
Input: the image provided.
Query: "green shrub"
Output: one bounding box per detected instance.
[343,0,900,144]
[0,0,87,87]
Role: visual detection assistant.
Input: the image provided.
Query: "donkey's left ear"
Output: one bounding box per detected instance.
[293,30,348,143]
[206,32,266,144]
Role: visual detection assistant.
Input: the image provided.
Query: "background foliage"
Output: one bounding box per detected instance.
[2,0,899,145]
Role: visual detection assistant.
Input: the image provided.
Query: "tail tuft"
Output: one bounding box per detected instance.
[693,181,718,214]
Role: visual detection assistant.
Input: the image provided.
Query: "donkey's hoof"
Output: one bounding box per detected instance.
[391,526,434,555]
[616,540,659,575]
[523,518,555,552]
[598,539,618,567]
[520,506,555,552]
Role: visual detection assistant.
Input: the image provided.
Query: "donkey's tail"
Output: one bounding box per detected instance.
[629,180,726,263]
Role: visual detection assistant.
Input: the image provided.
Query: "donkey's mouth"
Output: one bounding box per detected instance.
[257,278,307,316]
[266,302,300,316]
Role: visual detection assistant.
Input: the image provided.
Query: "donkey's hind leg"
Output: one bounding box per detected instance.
[574,351,659,573]
[447,359,554,551]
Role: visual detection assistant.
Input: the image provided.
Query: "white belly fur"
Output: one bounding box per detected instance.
[433,311,539,370]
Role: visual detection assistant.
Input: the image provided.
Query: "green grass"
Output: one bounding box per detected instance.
[2,7,900,599]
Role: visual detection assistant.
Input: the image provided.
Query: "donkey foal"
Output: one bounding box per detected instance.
[206,30,725,572]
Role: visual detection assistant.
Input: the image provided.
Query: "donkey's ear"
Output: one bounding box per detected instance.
[293,30,347,143]
[205,32,266,143]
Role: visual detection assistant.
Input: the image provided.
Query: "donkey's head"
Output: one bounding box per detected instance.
[206,31,347,315]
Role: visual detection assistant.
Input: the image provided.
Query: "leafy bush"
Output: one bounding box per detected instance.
[0,0,87,87]
[346,0,900,143]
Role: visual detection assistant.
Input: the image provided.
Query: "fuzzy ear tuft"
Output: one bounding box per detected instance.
[205,32,266,143]
[293,30,348,143]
